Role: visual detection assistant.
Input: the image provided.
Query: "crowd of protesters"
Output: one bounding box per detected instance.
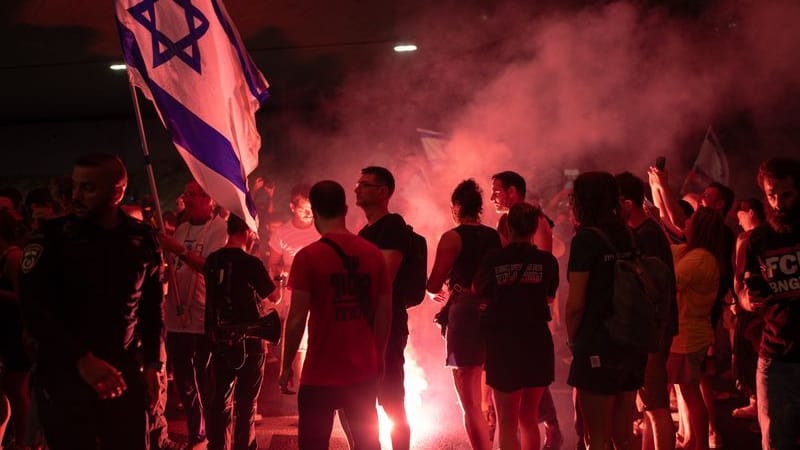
[0,152,798,450]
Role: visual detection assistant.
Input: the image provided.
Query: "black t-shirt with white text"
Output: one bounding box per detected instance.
[567,223,635,354]
[745,226,800,362]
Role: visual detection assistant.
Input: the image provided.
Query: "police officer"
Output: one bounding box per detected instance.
[204,214,275,450]
[19,153,165,450]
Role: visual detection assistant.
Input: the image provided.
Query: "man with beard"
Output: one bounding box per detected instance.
[490,171,563,450]
[19,153,164,449]
[738,157,800,450]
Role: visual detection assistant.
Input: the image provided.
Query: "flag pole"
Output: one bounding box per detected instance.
[127,80,167,231]
[126,77,186,317]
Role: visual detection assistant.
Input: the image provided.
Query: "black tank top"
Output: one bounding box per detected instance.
[447,224,501,290]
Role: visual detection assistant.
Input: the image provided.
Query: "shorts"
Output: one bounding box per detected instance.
[486,325,554,393]
[667,349,707,385]
[379,332,407,406]
[638,348,670,411]
[568,349,646,395]
[445,297,485,368]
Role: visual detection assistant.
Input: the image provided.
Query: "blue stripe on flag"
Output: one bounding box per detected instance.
[210,0,269,104]
[118,20,258,220]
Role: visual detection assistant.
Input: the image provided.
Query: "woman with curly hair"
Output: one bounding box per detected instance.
[427,179,501,450]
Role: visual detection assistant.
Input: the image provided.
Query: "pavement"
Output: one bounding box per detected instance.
[165,307,764,449]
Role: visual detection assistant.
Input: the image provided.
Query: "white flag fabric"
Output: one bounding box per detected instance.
[417,128,448,166]
[115,0,269,230]
[681,126,730,194]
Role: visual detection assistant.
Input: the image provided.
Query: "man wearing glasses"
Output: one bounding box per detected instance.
[354,166,412,450]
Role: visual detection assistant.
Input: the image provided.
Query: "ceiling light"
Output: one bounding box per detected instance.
[110,64,127,71]
[393,44,417,53]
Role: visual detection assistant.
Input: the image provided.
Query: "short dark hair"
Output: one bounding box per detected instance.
[508,202,541,237]
[707,182,735,216]
[491,171,526,198]
[738,198,766,223]
[451,179,483,219]
[74,153,128,186]
[309,180,347,219]
[615,172,645,207]
[361,166,395,197]
[289,183,311,205]
[572,171,623,228]
[757,157,800,191]
[227,214,250,235]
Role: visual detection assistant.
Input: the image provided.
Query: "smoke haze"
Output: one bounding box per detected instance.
[260,1,800,437]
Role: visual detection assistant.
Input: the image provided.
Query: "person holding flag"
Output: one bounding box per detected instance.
[114,0,269,232]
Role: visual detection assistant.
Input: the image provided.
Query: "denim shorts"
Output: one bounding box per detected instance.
[445,296,485,368]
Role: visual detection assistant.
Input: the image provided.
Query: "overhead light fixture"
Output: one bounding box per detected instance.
[110,64,127,71]
[393,44,418,53]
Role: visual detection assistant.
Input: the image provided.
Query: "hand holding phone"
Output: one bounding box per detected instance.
[655,156,666,171]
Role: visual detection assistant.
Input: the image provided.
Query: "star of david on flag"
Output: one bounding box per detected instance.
[115,0,269,231]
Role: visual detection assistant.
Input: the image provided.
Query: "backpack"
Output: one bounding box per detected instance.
[586,227,673,353]
[395,225,428,308]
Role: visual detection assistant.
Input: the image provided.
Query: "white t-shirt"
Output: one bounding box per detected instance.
[269,221,319,269]
[164,216,228,334]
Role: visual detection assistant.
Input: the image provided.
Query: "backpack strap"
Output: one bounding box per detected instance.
[319,237,357,273]
[584,226,619,253]
[318,237,373,324]
[584,226,639,257]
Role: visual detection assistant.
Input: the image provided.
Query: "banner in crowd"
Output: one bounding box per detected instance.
[681,126,730,195]
[115,0,269,230]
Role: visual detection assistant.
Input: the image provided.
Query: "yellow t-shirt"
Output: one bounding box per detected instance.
[670,244,720,354]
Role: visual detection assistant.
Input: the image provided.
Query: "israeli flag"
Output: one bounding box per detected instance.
[115,0,269,231]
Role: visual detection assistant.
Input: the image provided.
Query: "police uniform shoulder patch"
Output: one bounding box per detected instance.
[21,244,44,274]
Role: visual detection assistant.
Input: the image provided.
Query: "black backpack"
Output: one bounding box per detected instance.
[586,227,673,353]
[395,225,428,308]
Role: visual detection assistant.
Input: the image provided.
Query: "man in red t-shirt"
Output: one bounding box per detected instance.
[280,180,392,450]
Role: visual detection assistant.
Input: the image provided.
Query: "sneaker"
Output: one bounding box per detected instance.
[543,423,564,450]
[709,430,723,449]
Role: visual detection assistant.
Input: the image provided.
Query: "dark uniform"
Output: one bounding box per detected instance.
[204,247,274,450]
[18,212,165,450]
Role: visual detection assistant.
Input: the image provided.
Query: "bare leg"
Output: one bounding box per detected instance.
[645,408,676,450]
[576,389,614,450]
[452,367,492,450]
[493,389,522,450]
[675,384,709,450]
[519,388,544,450]
[610,391,637,450]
